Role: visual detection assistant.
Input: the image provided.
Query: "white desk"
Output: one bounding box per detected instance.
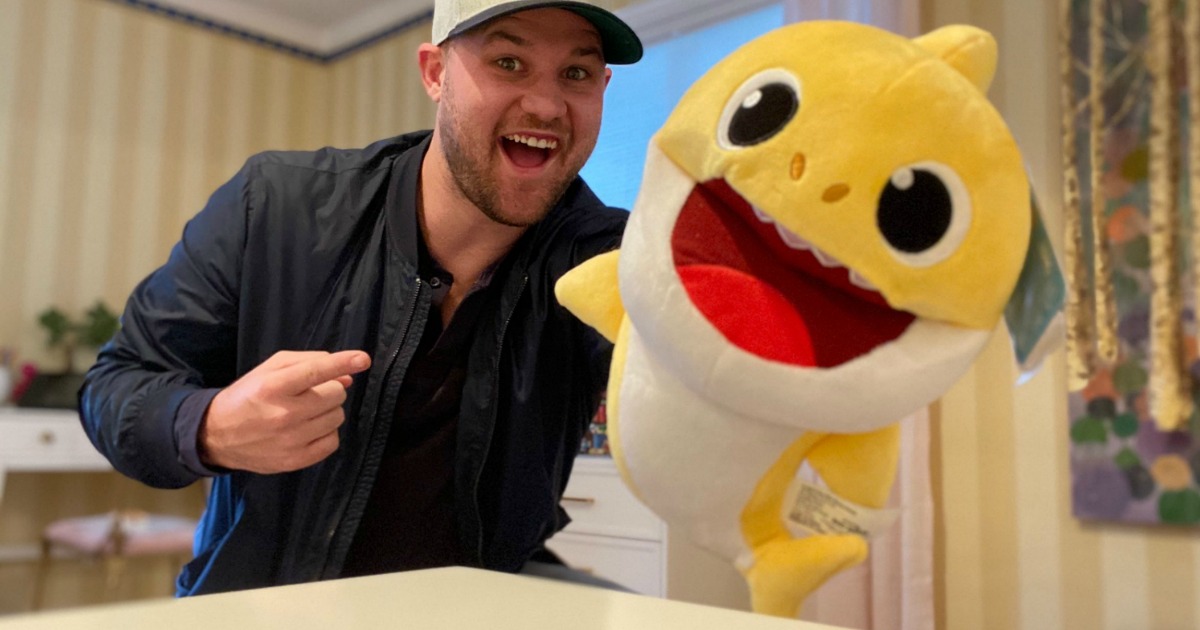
[0,567,845,629]
[0,408,111,505]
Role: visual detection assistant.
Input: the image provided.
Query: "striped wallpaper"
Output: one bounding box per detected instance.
[0,0,435,372]
[0,0,434,612]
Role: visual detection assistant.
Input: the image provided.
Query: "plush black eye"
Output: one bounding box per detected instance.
[727,84,797,146]
[718,70,801,149]
[877,163,972,267]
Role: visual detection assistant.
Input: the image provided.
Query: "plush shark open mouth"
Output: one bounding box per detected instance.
[670,179,916,368]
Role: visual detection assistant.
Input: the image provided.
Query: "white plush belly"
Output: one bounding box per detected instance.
[613,328,807,561]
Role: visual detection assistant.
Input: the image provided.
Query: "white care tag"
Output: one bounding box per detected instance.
[785,480,900,539]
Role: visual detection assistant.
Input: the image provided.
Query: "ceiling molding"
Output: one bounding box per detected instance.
[109,0,434,63]
[323,1,433,53]
[112,0,806,64]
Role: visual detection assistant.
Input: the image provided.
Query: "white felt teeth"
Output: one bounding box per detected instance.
[811,248,841,269]
[751,204,879,291]
[774,223,813,251]
[753,205,836,265]
[849,270,878,291]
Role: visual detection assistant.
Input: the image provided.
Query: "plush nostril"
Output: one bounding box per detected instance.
[822,184,850,203]
[790,153,806,181]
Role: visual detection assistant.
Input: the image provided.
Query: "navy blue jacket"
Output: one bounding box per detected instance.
[79,131,625,594]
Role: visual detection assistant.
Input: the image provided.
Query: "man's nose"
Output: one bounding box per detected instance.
[519,77,568,121]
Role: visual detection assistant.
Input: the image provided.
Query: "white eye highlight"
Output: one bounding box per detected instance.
[890,168,915,190]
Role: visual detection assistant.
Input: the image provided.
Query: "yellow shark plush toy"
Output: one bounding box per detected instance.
[556,21,1031,618]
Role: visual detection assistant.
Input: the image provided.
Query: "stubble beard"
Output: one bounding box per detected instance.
[438,77,588,228]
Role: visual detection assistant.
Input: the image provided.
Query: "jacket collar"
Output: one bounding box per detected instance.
[384,132,432,274]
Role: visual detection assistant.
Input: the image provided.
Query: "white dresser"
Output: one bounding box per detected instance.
[0,408,113,563]
[0,407,111,503]
[545,455,667,597]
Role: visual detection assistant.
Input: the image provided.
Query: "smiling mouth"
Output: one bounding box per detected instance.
[500,133,559,169]
[670,179,915,368]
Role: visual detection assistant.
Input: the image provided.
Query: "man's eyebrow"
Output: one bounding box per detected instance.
[480,28,604,62]
[482,29,528,47]
[573,45,604,61]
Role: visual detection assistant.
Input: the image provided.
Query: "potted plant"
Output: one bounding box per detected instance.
[17,302,120,409]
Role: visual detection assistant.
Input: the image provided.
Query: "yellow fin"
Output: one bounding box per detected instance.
[913,25,998,92]
[554,250,624,343]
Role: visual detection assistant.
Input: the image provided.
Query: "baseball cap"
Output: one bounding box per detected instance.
[432,0,644,64]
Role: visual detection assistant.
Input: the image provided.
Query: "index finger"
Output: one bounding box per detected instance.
[271,350,371,396]
[254,350,340,374]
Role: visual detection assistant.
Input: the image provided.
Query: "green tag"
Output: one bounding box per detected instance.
[1004,188,1066,382]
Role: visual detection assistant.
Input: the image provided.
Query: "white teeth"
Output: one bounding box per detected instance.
[812,248,842,269]
[849,270,878,291]
[774,223,812,250]
[751,203,877,291]
[758,207,823,258]
[505,134,558,150]
[754,205,812,250]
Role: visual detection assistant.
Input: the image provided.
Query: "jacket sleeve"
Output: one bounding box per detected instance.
[79,162,256,488]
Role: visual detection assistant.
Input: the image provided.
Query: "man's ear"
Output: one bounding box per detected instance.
[417,42,446,102]
[604,67,612,88]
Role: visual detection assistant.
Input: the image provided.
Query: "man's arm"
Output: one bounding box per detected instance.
[79,164,253,488]
[80,160,374,488]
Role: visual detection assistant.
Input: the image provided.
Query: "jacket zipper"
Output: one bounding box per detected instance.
[379,278,424,409]
[323,277,423,575]
[472,273,528,565]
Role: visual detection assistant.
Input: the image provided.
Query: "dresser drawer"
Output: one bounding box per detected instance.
[0,411,107,470]
[545,530,665,597]
[561,457,663,541]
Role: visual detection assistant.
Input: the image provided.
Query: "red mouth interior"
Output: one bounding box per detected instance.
[671,180,915,368]
[501,137,552,169]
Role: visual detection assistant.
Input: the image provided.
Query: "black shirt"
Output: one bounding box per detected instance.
[341,177,498,577]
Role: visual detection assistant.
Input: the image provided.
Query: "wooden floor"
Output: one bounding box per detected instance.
[0,472,202,615]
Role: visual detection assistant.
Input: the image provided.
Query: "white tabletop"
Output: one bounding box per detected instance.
[0,567,844,629]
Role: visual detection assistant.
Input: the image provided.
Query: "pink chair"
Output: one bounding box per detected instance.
[31,509,196,609]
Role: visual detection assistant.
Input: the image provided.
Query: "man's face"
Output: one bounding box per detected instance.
[434,9,611,227]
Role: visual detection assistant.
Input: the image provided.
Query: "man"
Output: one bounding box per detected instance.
[79,0,642,595]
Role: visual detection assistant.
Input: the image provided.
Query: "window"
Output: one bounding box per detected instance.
[580,3,785,211]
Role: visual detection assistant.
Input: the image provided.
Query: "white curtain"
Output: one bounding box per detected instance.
[777,4,933,627]
[799,410,935,630]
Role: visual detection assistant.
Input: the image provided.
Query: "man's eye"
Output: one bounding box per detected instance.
[496,58,521,72]
[564,67,590,81]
